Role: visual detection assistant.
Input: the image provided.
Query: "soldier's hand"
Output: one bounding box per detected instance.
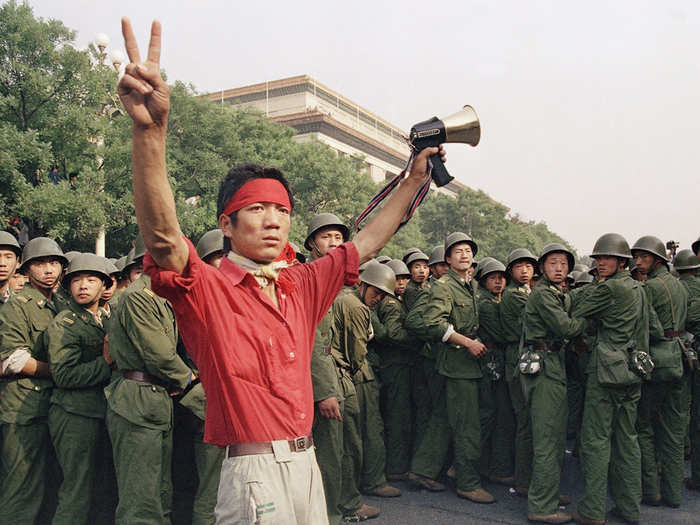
[466,338,487,358]
[318,396,342,421]
[409,145,446,183]
[118,18,170,130]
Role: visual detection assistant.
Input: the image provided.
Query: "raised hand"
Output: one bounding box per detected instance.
[118,18,170,130]
[408,144,446,182]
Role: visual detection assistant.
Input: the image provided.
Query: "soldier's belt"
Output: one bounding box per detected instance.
[122,370,166,388]
[226,436,313,457]
[530,342,561,352]
[664,330,682,338]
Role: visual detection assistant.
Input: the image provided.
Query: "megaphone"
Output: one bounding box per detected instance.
[409,105,481,187]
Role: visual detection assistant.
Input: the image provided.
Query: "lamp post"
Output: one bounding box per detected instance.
[93,34,125,257]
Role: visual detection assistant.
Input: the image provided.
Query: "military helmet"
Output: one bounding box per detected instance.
[444,232,478,258]
[114,255,127,273]
[428,245,445,266]
[405,251,429,268]
[573,263,589,273]
[631,235,668,262]
[692,237,700,256]
[506,248,537,273]
[402,247,422,264]
[123,234,146,270]
[375,255,392,264]
[673,249,700,271]
[360,260,396,296]
[386,259,410,277]
[103,258,120,277]
[591,233,632,259]
[304,213,349,251]
[0,231,21,256]
[574,271,594,286]
[473,257,494,280]
[196,229,224,260]
[476,258,506,282]
[359,260,376,274]
[567,270,582,283]
[538,243,575,270]
[63,253,112,287]
[64,251,81,264]
[20,237,68,271]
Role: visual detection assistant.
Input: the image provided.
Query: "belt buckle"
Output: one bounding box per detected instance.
[294,436,308,452]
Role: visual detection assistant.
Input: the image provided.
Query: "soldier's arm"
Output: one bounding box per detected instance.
[345,305,371,371]
[642,283,665,341]
[47,318,111,389]
[377,299,412,347]
[478,299,506,345]
[371,309,388,343]
[499,289,527,342]
[121,292,192,389]
[0,299,49,377]
[536,289,586,340]
[571,282,612,320]
[404,287,430,339]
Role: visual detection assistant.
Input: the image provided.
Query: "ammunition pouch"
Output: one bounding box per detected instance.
[649,338,684,382]
[595,340,641,387]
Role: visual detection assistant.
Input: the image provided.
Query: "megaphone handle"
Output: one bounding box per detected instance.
[430,154,454,187]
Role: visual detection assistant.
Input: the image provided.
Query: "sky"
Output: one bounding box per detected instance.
[28,0,700,255]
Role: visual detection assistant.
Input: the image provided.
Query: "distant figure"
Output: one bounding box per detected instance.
[49,167,61,184]
[32,169,43,186]
[69,173,78,189]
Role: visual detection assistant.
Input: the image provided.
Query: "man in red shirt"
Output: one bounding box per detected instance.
[118,18,445,524]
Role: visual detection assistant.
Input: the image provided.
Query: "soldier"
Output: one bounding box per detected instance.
[105,235,195,524]
[693,237,700,258]
[375,259,414,479]
[331,262,401,520]
[674,249,700,493]
[46,253,114,525]
[522,243,585,524]
[570,234,648,525]
[476,258,515,484]
[0,237,67,524]
[409,232,494,504]
[428,245,449,280]
[0,231,22,303]
[500,248,538,495]
[196,228,224,268]
[403,250,430,311]
[632,235,688,508]
[99,258,121,312]
[114,255,130,292]
[402,247,422,264]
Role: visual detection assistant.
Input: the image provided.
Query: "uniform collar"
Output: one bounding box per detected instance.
[648,264,668,279]
[447,268,471,286]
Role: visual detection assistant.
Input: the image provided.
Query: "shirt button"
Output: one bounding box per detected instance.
[300,413,306,419]
[34,386,40,391]
[151,386,157,392]
[289,352,295,358]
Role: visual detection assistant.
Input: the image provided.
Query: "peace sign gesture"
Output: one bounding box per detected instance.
[117,18,170,130]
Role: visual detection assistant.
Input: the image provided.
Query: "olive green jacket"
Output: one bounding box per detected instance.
[680,275,700,335]
[104,274,191,431]
[478,289,506,376]
[47,298,111,419]
[329,289,374,383]
[373,295,413,367]
[414,268,482,379]
[311,307,343,402]
[644,265,688,340]
[404,278,439,359]
[0,285,64,424]
[524,277,585,385]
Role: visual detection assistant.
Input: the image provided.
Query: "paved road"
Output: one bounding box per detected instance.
[363,448,700,524]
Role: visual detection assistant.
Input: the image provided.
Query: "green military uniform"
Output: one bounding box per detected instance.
[681,273,700,487]
[410,268,486,493]
[499,280,533,490]
[522,276,585,516]
[105,274,192,524]
[477,287,515,480]
[311,305,350,525]
[46,297,113,525]
[0,284,64,524]
[330,290,387,515]
[572,268,647,522]
[374,294,414,476]
[637,263,688,505]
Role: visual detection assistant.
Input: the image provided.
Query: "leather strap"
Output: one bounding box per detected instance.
[123,370,162,386]
[665,330,682,338]
[227,436,314,457]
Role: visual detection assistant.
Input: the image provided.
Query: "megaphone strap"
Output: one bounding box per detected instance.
[354,153,433,231]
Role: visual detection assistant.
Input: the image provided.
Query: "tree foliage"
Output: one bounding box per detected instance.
[0,1,573,262]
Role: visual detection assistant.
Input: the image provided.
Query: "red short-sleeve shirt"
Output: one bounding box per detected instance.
[144,238,358,446]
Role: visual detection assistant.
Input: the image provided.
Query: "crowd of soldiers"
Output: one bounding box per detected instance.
[0,217,699,525]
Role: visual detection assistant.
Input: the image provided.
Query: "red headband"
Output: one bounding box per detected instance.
[221,178,291,217]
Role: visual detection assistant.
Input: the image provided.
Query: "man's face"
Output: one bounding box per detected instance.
[203,251,224,269]
[632,251,657,275]
[594,255,623,279]
[0,249,18,281]
[362,285,386,307]
[28,257,62,290]
[409,260,429,283]
[101,276,117,302]
[129,262,144,283]
[446,243,473,273]
[70,273,105,307]
[511,261,534,285]
[484,272,506,294]
[395,276,409,296]
[222,202,291,264]
[312,227,344,258]
[430,262,449,278]
[8,272,27,292]
[542,253,569,284]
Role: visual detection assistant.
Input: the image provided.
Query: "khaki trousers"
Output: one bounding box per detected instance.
[215,444,328,525]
